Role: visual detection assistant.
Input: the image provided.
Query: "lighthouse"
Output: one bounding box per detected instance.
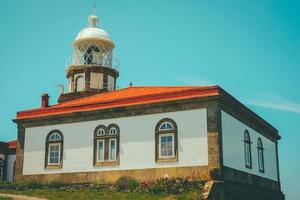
[58,14,119,103]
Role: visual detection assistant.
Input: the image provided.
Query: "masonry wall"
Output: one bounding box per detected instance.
[23,109,208,175]
[221,111,278,181]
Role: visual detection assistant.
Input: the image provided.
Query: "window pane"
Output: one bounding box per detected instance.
[109,140,117,161]
[160,135,174,158]
[97,140,104,162]
[49,144,60,164]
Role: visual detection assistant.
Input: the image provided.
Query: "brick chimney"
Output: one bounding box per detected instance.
[41,93,49,108]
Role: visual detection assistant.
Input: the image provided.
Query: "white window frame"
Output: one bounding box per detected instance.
[49,133,61,141]
[109,138,117,161]
[96,139,105,162]
[48,143,61,165]
[159,133,175,159]
[159,122,174,131]
[97,128,105,137]
[109,127,117,135]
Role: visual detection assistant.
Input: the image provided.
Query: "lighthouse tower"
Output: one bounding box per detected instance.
[58,14,119,103]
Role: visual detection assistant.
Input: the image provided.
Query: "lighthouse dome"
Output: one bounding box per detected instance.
[75,15,113,45]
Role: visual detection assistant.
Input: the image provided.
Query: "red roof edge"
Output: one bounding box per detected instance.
[8,140,17,149]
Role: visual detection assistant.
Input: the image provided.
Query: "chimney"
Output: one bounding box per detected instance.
[41,93,49,108]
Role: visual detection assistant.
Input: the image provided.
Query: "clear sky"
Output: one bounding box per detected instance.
[0,0,299,199]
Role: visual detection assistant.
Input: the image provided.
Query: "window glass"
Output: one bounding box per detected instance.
[244,130,252,168]
[49,144,60,164]
[160,134,174,157]
[258,138,264,172]
[159,122,174,131]
[49,133,61,141]
[109,139,117,161]
[245,143,251,166]
[97,140,105,162]
[0,168,3,181]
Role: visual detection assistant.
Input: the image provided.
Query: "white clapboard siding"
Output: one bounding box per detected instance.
[221,111,278,181]
[23,109,208,175]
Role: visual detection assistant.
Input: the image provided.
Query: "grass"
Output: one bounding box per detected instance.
[0,189,203,200]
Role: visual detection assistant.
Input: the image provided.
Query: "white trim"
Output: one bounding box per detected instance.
[97,128,105,136]
[48,143,61,165]
[109,138,117,161]
[159,122,174,131]
[159,133,175,158]
[49,133,61,141]
[96,139,105,162]
[109,127,117,135]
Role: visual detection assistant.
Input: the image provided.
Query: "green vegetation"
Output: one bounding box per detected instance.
[0,189,203,200]
[0,177,205,200]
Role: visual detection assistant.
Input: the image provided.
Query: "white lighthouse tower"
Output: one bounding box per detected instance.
[59,14,119,103]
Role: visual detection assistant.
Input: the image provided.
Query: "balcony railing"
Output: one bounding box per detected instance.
[66,54,120,72]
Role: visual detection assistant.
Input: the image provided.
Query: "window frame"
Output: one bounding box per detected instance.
[47,143,61,165]
[257,138,265,173]
[155,118,178,163]
[108,138,117,161]
[45,130,64,169]
[96,139,105,163]
[158,133,175,159]
[244,130,252,169]
[93,124,120,166]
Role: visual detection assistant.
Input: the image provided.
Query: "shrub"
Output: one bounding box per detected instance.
[116,176,139,192]
[147,177,204,195]
[47,181,66,189]
[0,181,43,191]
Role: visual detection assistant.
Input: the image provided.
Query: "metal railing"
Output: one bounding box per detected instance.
[66,54,120,72]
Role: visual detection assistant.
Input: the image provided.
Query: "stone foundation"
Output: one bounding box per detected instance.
[16,166,211,184]
[204,180,285,200]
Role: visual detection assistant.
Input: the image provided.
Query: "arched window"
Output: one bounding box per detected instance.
[75,76,84,92]
[257,138,265,173]
[155,118,178,162]
[244,130,252,169]
[45,130,63,168]
[93,124,120,165]
[0,158,4,181]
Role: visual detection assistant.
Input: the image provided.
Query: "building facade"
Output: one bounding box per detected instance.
[0,140,16,182]
[13,14,284,199]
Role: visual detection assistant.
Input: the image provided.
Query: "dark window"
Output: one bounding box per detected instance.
[93,124,120,166]
[244,130,252,169]
[0,158,4,181]
[84,46,100,64]
[257,138,265,173]
[45,130,64,169]
[155,118,178,162]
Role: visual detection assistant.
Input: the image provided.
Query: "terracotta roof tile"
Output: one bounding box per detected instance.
[8,140,16,149]
[17,86,220,120]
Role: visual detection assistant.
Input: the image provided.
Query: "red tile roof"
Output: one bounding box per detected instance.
[8,140,16,149]
[17,86,220,120]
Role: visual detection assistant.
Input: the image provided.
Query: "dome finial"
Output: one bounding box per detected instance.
[88,15,99,27]
[89,0,99,27]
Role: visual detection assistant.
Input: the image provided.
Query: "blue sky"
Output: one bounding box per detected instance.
[0,0,299,199]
